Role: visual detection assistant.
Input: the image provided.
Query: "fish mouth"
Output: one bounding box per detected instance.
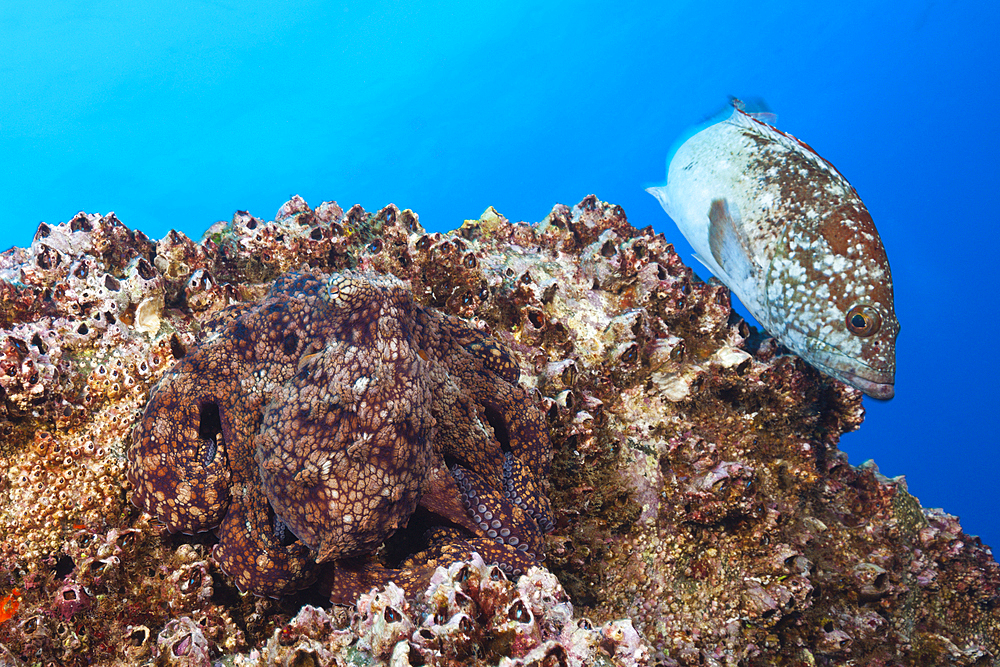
[837,369,894,400]
[798,338,895,400]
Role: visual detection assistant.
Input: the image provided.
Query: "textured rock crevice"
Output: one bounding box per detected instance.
[0,195,996,666]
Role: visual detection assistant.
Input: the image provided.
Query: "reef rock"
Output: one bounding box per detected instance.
[0,196,997,666]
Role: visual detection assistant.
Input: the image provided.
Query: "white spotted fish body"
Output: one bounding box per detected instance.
[647,106,899,399]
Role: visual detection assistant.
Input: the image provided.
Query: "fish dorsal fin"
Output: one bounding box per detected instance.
[708,198,758,292]
[748,111,778,125]
[730,97,778,126]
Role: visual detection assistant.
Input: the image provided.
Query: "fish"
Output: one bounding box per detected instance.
[647,103,899,399]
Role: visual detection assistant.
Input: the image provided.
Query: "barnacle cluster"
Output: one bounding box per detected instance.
[0,195,997,665]
[230,554,649,667]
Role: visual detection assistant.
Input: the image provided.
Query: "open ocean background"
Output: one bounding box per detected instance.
[1,2,997,550]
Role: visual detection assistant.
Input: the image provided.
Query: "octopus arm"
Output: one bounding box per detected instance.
[212,473,317,596]
[452,464,545,559]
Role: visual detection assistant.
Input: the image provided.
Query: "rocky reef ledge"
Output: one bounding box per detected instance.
[0,195,997,666]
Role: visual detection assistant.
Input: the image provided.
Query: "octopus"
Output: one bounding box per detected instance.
[126,270,554,602]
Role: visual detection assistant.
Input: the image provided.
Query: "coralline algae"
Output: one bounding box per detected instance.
[0,196,996,666]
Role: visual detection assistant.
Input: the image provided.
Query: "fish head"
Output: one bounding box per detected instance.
[767,203,899,400]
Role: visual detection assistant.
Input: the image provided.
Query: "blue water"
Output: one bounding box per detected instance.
[2,2,997,550]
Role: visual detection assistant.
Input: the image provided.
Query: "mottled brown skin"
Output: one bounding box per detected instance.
[127,270,553,600]
[255,273,437,565]
[128,273,332,594]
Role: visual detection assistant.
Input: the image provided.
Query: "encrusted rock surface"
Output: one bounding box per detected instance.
[0,195,997,666]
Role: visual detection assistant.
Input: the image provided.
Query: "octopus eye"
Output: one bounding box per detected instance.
[282,332,299,355]
[845,304,882,337]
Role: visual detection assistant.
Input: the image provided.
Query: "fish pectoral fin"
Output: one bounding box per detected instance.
[707,198,758,290]
[691,253,721,278]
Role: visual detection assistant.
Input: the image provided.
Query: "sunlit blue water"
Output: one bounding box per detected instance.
[2,1,997,549]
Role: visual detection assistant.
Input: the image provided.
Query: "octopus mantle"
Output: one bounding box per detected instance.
[126,270,553,600]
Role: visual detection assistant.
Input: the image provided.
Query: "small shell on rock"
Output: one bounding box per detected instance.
[355,582,415,659]
[156,616,213,667]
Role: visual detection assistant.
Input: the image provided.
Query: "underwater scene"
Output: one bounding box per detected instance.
[0,1,997,664]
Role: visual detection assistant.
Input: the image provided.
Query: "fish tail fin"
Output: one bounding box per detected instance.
[645,185,672,215]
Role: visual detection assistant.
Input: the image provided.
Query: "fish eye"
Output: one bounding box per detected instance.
[845,304,882,337]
